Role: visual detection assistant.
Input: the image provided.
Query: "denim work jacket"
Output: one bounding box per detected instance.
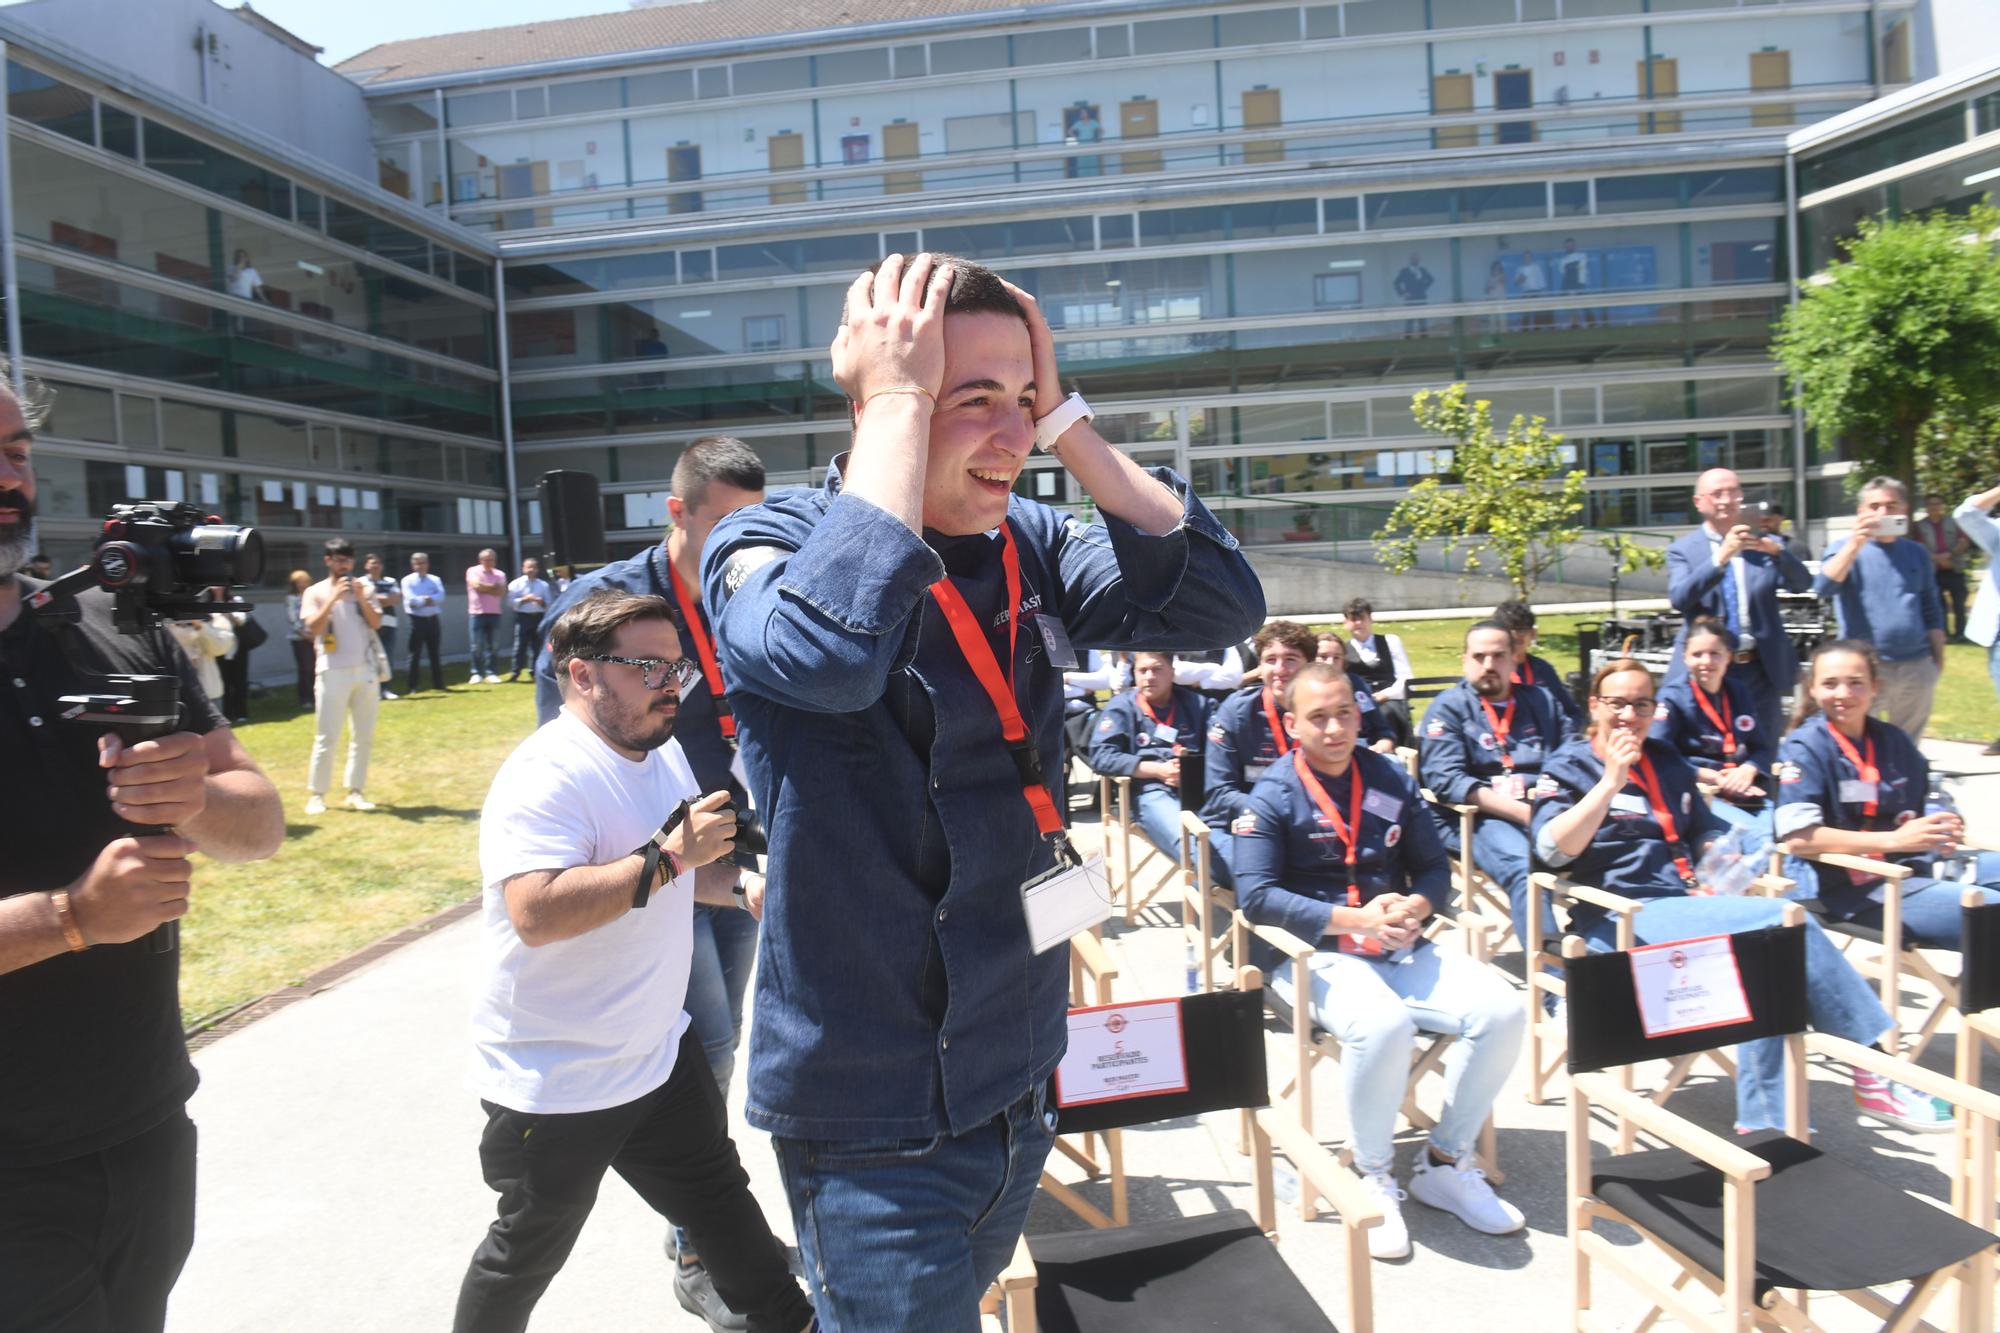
[704,458,1264,1140]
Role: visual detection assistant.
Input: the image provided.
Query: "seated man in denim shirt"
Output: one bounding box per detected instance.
[704,253,1264,1331]
[1088,650,1210,863]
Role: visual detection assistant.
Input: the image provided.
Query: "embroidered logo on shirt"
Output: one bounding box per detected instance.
[1736,715,1755,732]
[1385,824,1402,847]
[1777,761,1803,784]
[721,546,780,595]
[1425,721,1446,738]
[1531,775,1560,799]
[1098,716,1116,733]
[1476,731,1496,750]
[1231,812,1258,836]
[1208,724,1227,743]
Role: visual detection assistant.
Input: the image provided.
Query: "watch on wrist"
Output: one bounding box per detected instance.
[1033,391,1094,454]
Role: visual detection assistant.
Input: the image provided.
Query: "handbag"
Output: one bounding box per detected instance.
[365,630,392,684]
[236,612,270,652]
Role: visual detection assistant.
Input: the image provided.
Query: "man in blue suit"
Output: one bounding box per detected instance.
[1664,468,1812,740]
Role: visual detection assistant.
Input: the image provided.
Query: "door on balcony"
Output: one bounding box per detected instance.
[1242,87,1283,164]
[1750,50,1792,127]
[882,121,921,194]
[1494,69,1533,144]
[768,132,806,205]
[666,146,702,214]
[1432,73,1475,149]
[1119,98,1161,173]
[1637,57,1680,134]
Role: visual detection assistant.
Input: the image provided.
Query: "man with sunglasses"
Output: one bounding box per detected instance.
[455,590,814,1333]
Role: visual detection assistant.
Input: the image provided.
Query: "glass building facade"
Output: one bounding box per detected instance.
[1,41,508,603]
[347,0,1911,556]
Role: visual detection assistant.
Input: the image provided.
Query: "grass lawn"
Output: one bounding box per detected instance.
[180,666,538,1028]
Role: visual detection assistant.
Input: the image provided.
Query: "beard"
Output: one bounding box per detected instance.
[1471,673,1507,698]
[596,688,678,753]
[0,492,36,580]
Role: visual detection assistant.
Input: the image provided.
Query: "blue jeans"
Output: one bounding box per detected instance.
[772,1085,1056,1332]
[1271,939,1523,1173]
[1135,786,1233,888]
[511,613,543,673]
[1823,854,2000,946]
[1579,895,1894,1131]
[1442,813,1553,947]
[469,614,500,676]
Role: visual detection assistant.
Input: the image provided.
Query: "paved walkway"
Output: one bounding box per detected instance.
[167,742,2000,1332]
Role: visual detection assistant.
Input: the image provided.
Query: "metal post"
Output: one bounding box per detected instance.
[0,40,23,401]
[493,256,523,574]
[1784,149,1808,533]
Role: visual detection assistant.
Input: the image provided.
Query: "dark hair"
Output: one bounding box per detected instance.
[671,435,765,512]
[1283,661,1353,713]
[1683,614,1738,652]
[362,551,383,566]
[1766,502,1786,518]
[850,253,1024,328]
[1790,638,1881,731]
[0,357,53,432]
[1492,599,1536,633]
[547,590,674,682]
[1132,650,1174,669]
[1464,618,1514,647]
[324,538,354,557]
[1253,620,1318,660]
[1343,597,1374,621]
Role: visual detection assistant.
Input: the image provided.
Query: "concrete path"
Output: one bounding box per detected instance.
[166,743,2000,1332]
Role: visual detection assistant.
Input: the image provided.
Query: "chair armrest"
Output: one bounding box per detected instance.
[1070,930,1120,986]
[1533,872,1646,918]
[1807,1032,2000,1124]
[1794,849,1915,881]
[1573,1073,1773,1182]
[1179,810,1209,840]
[996,1233,1037,1293]
[1257,1108,1384,1232]
[1747,874,1792,898]
[1241,914,1318,962]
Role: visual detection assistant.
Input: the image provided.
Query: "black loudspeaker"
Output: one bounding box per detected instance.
[538,470,607,571]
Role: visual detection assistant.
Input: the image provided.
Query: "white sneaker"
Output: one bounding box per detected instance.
[1410,1149,1525,1235]
[344,792,377,812]
[485,673,503,684]
[303,795,327,815]
[381,690,399,701]
[1357,1168,1411,1260]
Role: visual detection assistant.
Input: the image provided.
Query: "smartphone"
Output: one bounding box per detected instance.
[1880,513,1909,537]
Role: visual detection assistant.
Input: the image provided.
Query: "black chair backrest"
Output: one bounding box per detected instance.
[1053,988,1269,1135]
[1178,749,1207,812]
[1565,924,1809,1075]
[1964,899,2000,1014]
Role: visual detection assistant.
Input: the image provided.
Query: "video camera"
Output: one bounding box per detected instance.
[29,501,264,954]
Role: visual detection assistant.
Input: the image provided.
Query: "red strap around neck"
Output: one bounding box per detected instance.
[1261,684,1292,758]
[667,558,733,740]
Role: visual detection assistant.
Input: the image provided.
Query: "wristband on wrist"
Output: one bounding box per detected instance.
[1033,391,1094,454]
[633,843,661,910]
[859,384,936,413]
[50,890,89,952]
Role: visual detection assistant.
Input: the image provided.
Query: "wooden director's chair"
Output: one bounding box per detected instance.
[1039,931,1131,1230]
[1396,745,1518,947]
[987,978,1382,1333]
[1563,910,2000,1333]
[1097,774,1180,923]
[1180,813,1503,1221]
[1952,887,2000,1232]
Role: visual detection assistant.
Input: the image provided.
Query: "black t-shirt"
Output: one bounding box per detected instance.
[0,577,226,1166]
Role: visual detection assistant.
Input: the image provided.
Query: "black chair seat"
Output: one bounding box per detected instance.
[1592,1130,1996,1301]
[1028,1208,1337,1333]
[1797,895,1890,947]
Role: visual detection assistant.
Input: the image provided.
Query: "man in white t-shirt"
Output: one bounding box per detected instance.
[454,589,814,1333]
[299,538,381,816]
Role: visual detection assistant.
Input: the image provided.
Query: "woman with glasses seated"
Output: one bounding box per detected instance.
[1531,658,1937,1132]
[1650,616,1776,856]
[1775,639,2000,949]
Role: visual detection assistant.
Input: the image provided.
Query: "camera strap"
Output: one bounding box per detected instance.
[666,560,733,741]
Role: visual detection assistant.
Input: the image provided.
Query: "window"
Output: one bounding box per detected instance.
[931,36,1007,75]
[1344,0,1423,35]
[817,48,890,85]
[43,380,117,443]
[1133,16,1214,55]
[515,87,548,119]
[1218,8,1298,47]
[893,45,927,79]
[1324,197,1360,233]
[6,62,92,143]
[1094,25,1131,59]
[744,315,785,352]
[1316,271,1363,308]
[141,121,293,220]
[1100,215,1135,249]
[1595,172,1684,214]
[445,90,511,127]
[1554,181,1590,216]
[735,56,810,94]
[628,69,695,105]
[1230,200,1319,239]
[1366,189,1455,229]
[549,78,622,115]
[100,105,138,159]
[1459,182,1548,223]
[1015,27,1093,65]
[1431,0,1516,26]
[696,67,730,99]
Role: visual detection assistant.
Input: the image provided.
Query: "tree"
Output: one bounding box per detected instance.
[1372,385,1589,600]
[1773,203,2000,489]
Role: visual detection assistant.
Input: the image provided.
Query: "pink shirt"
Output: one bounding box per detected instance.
[466,563,506,615]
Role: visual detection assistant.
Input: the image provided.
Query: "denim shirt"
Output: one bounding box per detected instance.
[704,458,1263,1140]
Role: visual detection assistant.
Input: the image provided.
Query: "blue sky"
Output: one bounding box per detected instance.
[232,0,631,67]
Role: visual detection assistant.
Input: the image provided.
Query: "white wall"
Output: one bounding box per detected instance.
[1913,0,2000,82]
[1662,13,1870,96]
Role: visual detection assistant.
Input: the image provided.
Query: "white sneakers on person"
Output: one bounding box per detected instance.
[485,673,503,684]
[304,794,327,815]
[1410,1149,1525,1235]
[381,690,399,701]
[344,792,377,812]
[1357,1168,1411,1260]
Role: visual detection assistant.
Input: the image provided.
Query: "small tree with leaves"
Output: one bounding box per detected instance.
[1373,384,1590,600]
[1774,203,2000,489]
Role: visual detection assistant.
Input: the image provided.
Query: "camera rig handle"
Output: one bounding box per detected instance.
[57,676,186,955]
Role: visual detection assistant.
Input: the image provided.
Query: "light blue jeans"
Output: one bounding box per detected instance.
[1441,812,1555,948]
[1271,938,1524,1173]
[1135,785,1233,888]
[1819,854,2000,946]
[1578,895,1894,1131]
[772,1084,1056,1332]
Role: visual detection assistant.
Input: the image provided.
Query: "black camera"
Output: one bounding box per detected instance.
[88,501,264,632]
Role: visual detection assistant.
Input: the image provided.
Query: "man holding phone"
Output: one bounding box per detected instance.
[300,538,382,815]
[1816,476,1946,740]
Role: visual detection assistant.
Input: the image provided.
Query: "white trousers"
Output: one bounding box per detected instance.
[310,664,380,796]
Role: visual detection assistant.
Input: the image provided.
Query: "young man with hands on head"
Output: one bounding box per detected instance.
[1232,663,1525,1261]
[455,590,814,1333]
[703,252,1262,1330]
[0,362,284,1333]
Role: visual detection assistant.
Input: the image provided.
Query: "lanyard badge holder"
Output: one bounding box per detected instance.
[929,526,1107,954]
[1291,751,1382,957]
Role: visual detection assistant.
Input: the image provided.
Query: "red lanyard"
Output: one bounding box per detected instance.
[1628,753,1697,887]
[1261,685,1292,758]
[1137,691,1177,738]
[927,526,1067,846]
[1691,683,1738,761]
[1511,663,1528,686]
[1292,750,1377,954]
[667,559,733,740]
[1827,724,1880,817]
[1480,696,1516,771]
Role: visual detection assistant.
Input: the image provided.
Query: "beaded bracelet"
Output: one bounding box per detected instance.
[860,384,937,412]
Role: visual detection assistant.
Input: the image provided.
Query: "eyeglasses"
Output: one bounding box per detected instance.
[585,654,698,692]
[1593,696,1658,717]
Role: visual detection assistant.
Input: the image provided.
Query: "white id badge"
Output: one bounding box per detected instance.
[1838,779,1878,805]
[1021,855,1114,954]
[1035,614,1080,669]
[1610,793,1650,816]
[1362,789,1404,822]
[1149,723,1179,745]
[1490,774,1525,801]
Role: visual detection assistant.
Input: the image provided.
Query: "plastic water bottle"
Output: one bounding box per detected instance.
[1925,776,1966,882]
[1185,939,1199,993]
